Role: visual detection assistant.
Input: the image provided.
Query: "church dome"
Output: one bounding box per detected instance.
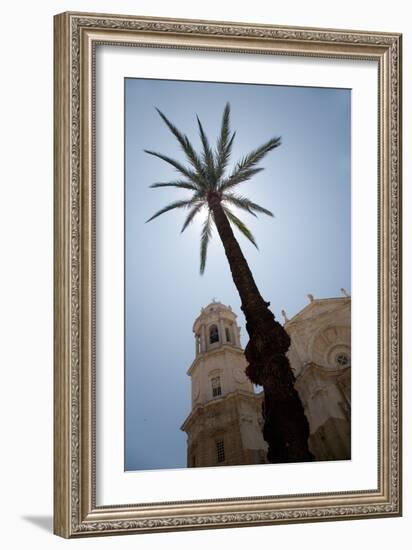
[192,301,236,332]
[192,301,241,353]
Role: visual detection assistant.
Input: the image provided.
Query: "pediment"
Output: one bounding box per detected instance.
[285,297,350,326]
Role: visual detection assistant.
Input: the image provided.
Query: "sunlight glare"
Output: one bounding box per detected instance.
[194,205,208,226]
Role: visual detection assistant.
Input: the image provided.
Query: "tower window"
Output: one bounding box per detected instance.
[209,324,219,344]
[216,440,225,463]
[225,327,231,342]
[211,376,222,397]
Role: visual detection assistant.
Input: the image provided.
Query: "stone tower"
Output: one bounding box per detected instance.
[180,301,268,467]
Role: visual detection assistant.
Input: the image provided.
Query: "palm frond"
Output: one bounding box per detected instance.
[146,198,198,223]
[200,211,213,274]
[235,136,281,172]
[214,103,235,181]
[144,149,201,184]
[219,136,280,191]
[223,207,258,249]
[150,180,200,192]
[155,108,206,179]
[222,193,274,217]
[181,202,205,233]
[196,115,216,185]
[146,105,280,265]
[219,167,264,192]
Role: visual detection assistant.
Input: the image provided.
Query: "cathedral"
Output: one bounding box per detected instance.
[180,292,351,467]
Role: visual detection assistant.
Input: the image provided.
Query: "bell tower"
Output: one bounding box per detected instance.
[181,301,268,467]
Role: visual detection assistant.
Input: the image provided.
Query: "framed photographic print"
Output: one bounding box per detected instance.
[53,11,402,538]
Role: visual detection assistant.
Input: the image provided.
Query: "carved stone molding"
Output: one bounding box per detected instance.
[53,11,401,538]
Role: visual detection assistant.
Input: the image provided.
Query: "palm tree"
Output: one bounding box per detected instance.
[145,103,313,463]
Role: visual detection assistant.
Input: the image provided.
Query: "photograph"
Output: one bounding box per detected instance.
[124,77,352,472]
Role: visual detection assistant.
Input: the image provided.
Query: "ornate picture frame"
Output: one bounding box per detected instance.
[53,11,402,538]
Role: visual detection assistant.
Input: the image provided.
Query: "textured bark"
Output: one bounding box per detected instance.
[209,194,313,463]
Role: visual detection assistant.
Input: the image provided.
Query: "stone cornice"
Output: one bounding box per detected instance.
[180,389,263,432]
[187,344,245,375]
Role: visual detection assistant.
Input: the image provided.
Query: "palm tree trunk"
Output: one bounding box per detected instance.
[209,195,313,463]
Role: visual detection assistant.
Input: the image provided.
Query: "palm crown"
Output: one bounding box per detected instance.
[145,102,281,273]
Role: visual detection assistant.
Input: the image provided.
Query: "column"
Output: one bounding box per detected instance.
[236,326,241,347]
[219,318,225,345]
[201,324,206,352]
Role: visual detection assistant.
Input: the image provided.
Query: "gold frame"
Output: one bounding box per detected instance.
[53,11,402,538]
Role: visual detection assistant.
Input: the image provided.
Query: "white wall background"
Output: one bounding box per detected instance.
[0,1,409,548]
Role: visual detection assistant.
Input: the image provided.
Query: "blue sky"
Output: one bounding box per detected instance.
[124,78,351,471]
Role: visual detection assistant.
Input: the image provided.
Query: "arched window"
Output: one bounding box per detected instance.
[225,327,231,343]
[216,439,225,463]
[209,324,219,344]
[211,376,222,398]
